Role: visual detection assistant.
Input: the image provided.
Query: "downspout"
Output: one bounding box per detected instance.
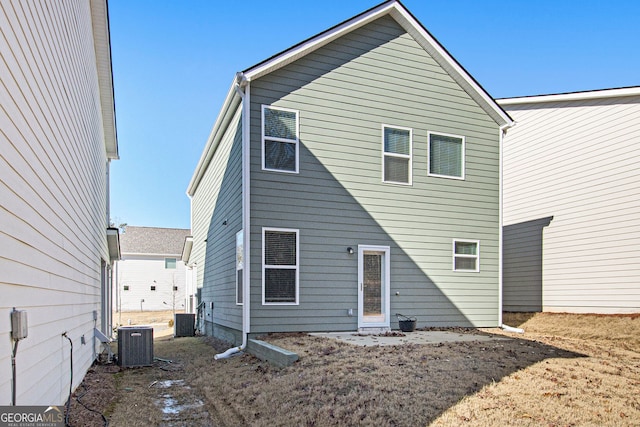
[215,73,251,359]
[498,122,524,334]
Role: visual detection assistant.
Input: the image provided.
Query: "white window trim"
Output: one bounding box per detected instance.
[262,227,300,305]
[261,105,300,174]
[452,239,480,272]
[427,131,466,180]
[381,124,412,185]
[236,230,244,306]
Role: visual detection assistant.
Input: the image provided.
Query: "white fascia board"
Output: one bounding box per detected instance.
[90,0,118,160]
[181,236,194,263]
[243,2,396,82]
[241,1,512,127]
[187,78,242,196]
[388,7,512,127]
[498,86,640,106]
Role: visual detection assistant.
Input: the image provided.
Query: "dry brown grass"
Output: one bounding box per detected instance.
[70,313,640,426]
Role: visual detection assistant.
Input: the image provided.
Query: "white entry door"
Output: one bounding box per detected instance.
[358,245,390,329]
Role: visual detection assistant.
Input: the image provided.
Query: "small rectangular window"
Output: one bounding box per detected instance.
[150,285,156,291]
[263,228,299,304]
[453,240,479,272]
[262,106,299,173]
[236,230,244,305]
[123,285,129,291]
[429,132,465,179]
[382,125,412,185]
[165,258,177,269]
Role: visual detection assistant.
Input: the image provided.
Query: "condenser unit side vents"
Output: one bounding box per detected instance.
[117,326,153,367]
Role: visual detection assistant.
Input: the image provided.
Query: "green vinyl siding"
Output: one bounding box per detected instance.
[190,107,243,331]
[248,15,501,331]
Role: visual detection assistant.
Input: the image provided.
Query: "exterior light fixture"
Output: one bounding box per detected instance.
[347,247,354,254]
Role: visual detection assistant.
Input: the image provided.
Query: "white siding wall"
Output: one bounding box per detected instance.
[502,95,640,313]
[0,0,112,405]
[115,255,187,313]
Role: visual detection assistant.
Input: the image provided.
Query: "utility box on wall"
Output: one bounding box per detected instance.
[117,326,153,367]
[174,313,196,337]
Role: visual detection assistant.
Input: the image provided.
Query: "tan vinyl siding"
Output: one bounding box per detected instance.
[190,108,243,330]
[249,15,501,331]
[0,0,112,405]
[502,95,640,314]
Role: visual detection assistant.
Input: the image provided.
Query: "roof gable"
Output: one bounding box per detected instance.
[241,0,512,127]
[187,0,512,196]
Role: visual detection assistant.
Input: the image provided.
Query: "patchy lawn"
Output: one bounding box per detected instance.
[67,313,640,426]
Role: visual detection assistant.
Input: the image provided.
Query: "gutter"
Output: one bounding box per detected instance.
[215,72,251,359]
[497,121,523,334]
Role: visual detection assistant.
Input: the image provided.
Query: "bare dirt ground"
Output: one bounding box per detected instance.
[66,312,640,426]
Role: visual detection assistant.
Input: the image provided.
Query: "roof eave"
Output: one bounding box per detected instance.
[90,0,119,160]
[187,79,242,196]
[498,86,640,106]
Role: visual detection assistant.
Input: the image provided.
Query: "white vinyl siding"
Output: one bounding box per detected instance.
[428,132,465,179]
[262,228,299,305]
[0,0,114,405]
[453,240,479,272]
[114,255,187,312]
[501,93,640,314]
[262,105,299,173]
[382,125,412,185]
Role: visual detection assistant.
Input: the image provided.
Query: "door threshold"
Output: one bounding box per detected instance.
[357,327,391,335]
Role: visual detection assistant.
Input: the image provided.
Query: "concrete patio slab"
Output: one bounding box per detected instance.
[310,330,509,346]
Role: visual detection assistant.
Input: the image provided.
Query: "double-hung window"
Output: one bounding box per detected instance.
[262,105,299,173]
[428,132,465,179]
[382,125,412,185]
[263,228,299,304]
[453,240,479,272]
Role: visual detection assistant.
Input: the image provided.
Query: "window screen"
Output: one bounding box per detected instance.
[263,229,298,303]
[263,106,299,172]
[429,133,464,178]
[454,240,479,272]
[383,126,411,184]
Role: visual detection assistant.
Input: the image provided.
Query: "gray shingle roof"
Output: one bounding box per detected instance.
[119,226,191,255]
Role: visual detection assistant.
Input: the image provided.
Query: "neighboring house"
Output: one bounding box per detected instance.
[114,226,191,313]
[0,0,119,406]
[184,0,513,345]
[500,87,640,314]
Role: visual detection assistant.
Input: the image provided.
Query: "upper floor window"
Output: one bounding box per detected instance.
[165,258,177,269]
[262,105,299,173]
[382,125,412,185]
[428,132,465,180]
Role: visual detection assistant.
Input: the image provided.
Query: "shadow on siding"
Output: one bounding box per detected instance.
[503,216,554,312]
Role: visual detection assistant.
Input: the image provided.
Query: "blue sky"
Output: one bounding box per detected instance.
[108,0,640,230]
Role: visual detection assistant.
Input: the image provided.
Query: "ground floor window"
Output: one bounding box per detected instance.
[262,228,299,304]
[453,239,479,272]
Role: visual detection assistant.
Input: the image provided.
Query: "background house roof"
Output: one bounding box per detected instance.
[120,226,191,255]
